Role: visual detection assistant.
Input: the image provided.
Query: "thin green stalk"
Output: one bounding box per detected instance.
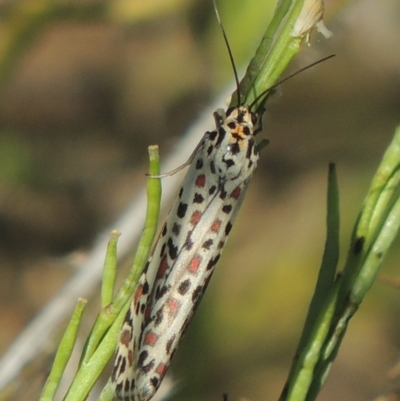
[282,277,341,401]
[102,230,121,308]
[279,164,340,401]
[63,300,129,401]
[111,145,162,313]
[80,146,161,366]
[39,298,87,401]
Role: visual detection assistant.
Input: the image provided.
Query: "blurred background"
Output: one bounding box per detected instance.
[1,0,400,400]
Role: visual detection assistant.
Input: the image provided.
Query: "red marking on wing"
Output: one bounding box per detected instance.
[231,186,242,199]
[134,285,143,304]
[188,255,202,273]
[128,349,134,366]
[144,331,158,346]
[157,256,169,278]
[211,219,222,232]
[155,363,167,377]
[195,174,206,187]
[166,298,180,317]
[190,210,202,225]
[145,304,151,321]
[120,328,131,346]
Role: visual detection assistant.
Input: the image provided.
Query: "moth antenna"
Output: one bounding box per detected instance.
[249,54,335,110]
[212,0,241,106]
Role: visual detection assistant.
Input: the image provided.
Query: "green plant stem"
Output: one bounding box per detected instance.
[111,145,162,313]
[231,0,306,109]
[102,230,121,308]
[39,298,87,401]
[63,301,128,401]
[280,164,340,401]
[61,146,161,401]
[81,146,161,367]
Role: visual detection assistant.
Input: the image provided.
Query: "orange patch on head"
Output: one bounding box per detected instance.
[232,125,240,134]
[211,219,222,232]
[191,210,202,225]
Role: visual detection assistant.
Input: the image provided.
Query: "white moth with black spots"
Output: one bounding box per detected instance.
[111,103,261,401]
[109,3,333,397]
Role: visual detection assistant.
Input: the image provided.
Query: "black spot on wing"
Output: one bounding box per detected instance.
[202,239,213,250]
[141,359,155,374]
[172,223,181,236]
[216,129,226,147]
[177,202,188,218]
[142,281,150,295]
[210,161,216,174]
[138,350,149,368]
[206,255,220,270]
[184,234,194,250]
[167,238,178,260]
[220,187,227,200]
[120,356,127,375]
[192,285,203,303]
[222,204,232,214]
[208,130,217,141]
[115,381,123,395]
[196,158,204,169]
[178,279,191,295]
[155,308,164,325]
[224,159,235,168]
[155,284,170,301]
[160,243,166,258]
[193,193,205,203]
[150,376,159,387]
[166,335,176,354]
[225,221,233,235]
[123,378,131,393]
